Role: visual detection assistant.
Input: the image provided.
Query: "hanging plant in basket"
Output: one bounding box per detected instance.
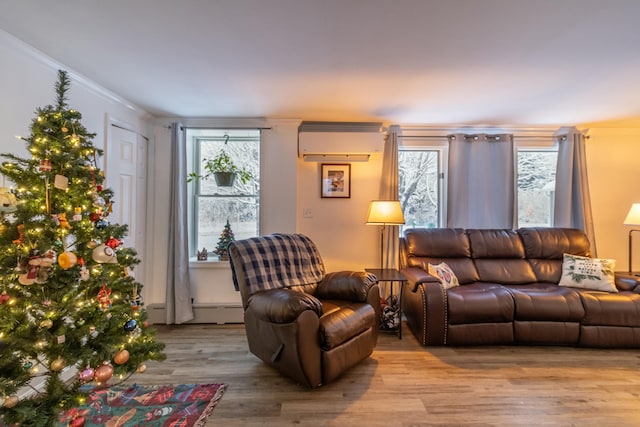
[187,149,253,187]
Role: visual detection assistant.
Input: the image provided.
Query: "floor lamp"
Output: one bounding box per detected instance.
[366,200,405,269]
[624,203,640,274]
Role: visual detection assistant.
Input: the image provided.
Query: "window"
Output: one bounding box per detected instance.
[186,129,260,257]
[517,149,557,227]
[398,147,447,232]
[398,133,558,230]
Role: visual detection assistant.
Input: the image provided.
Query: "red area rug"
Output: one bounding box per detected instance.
[58,383,227,427]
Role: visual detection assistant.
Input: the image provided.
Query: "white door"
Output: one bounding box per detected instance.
[106,125,148,285]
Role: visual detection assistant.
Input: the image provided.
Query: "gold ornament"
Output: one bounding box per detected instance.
[94,362,114,382]
[50,357,65,372]
[58,251,77,270]
[40,319,53,329]
[113,349,130,365]
[3,395,19,408]
[137,364,147,373]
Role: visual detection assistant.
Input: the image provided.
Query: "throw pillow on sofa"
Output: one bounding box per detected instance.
[558,253,617,292]
[428,262,459,289]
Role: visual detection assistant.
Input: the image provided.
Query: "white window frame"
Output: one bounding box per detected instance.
[515,138,558,228]
[398,139,448,231]
[186,128,261,259]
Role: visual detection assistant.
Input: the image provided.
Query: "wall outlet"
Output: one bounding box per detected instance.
[303,208,313,218]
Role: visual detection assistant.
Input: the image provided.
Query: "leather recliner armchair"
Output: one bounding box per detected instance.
[228,233,380,388]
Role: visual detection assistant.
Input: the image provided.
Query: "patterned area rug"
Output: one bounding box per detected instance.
[57,383,227,427]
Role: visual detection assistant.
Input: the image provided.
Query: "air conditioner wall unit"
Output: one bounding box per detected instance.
[298,122,385,162]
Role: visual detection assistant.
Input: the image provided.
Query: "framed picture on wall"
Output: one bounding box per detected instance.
[321,163,351,198]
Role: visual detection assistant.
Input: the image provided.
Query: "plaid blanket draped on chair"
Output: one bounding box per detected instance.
[229,233,326,293]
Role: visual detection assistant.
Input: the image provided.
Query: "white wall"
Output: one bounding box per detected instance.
[585,127,640,270]
[297,154,383,272]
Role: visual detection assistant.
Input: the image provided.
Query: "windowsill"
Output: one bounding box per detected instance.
[189,258,231,269]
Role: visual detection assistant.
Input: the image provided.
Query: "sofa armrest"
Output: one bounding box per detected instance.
[614,273,640,292]
[401,266,448,345]
[402,267,441,292]
[247,288,323,323]
[316,271,377,302]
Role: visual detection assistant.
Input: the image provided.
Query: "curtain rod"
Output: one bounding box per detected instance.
[166,125,272,130]
[396,134,588,139]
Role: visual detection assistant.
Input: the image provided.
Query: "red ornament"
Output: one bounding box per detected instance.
[96,284,112,311]
[0,291,9,304]
[105,237,122,249]
[39,159,52,172]
[89,212,100,222]
[96,185,103,192]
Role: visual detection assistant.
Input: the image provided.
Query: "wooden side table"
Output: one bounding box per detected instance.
[365,268,407,339]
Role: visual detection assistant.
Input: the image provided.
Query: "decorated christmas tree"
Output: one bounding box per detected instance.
[0,71,165,426]
[214,220,235,261]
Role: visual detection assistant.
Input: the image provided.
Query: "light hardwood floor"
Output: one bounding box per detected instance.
[127,323,640,426]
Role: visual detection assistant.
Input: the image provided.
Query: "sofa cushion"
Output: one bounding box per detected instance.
[558,253,617,293]
[428,262,459,289]
[468,229,537,284]
[405,228,480,284]
[447,283,514,324]
[580,291,640,327]
[506,283,585,321]
[517,227,591,282]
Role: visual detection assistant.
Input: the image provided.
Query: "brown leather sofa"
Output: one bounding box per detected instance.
[229,233,381,388]
[400,227,640,347]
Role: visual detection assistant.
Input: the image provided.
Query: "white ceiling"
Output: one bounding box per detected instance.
[2,0,640,126]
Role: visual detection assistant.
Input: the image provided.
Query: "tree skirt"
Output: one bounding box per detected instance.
[58,383,227,427]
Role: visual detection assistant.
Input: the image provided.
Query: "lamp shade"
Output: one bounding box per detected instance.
[624,203,640,225]
[366,200,405,225]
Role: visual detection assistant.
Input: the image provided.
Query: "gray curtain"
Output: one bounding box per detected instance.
[379,126,401,269]
[447,133,516,228]
[553,127,596,255]
[166,123,194,324]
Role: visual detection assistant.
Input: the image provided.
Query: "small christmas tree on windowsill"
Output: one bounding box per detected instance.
[214,220,235,261]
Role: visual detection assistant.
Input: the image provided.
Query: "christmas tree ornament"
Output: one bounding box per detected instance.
[0,187,18,213]
[113,349,130,365]
[72,207,82,221]
[94,362,114,382]
[105,236,122,249]
[96,284,112,311]
[3,395,19,408]
[12,223,25,245]
[39,158,52,172]
[57,212,71,229]
[137,364,147,373]
[123,319,137,332]
[92,244,117,263]
[92,193,105,207]
[89,212,100,222]
[40,319,53,329]
[58,251,77,270]
[87,239,99,248]
[95,218,109,230]
[0,291,10,304]
[50,357,65,372]
[53,174,69,190]
[78,367,95,382]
